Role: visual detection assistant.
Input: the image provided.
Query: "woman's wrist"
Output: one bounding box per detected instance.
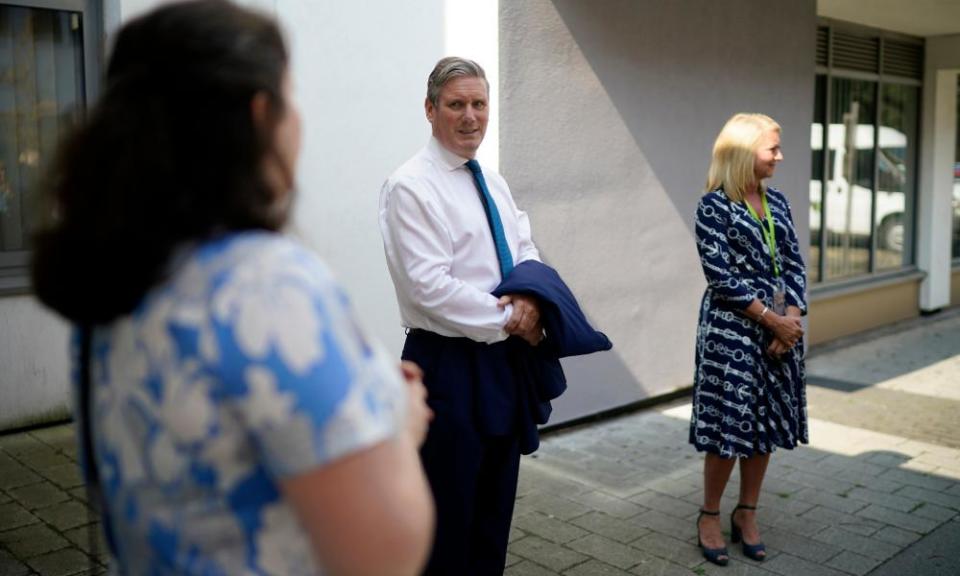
[757,306,772,326]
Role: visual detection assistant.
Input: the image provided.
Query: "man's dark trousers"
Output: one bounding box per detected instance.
[403,330,522,576]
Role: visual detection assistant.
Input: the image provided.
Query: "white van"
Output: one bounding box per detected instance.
[809,122,909,252]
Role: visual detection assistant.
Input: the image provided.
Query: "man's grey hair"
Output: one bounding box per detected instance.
[426,57,488,107]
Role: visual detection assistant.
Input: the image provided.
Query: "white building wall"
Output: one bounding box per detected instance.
[279,0,444,354]
[105,0,451,353]
[0,299,69,430]
[0,0,454,431]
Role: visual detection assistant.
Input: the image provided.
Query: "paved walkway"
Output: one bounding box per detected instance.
[1,308,959,575]
[0,426,103,576]
[505,308,960,576]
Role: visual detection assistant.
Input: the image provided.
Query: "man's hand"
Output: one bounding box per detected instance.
[498,294,544,346]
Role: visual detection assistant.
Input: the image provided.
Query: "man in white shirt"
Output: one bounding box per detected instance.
[379,57,543,575]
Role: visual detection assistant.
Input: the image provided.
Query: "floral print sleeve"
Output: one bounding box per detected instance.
[207,237,405,477]
[87,232,405,575]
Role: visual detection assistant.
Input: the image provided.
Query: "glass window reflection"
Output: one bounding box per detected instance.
[825,78,875,280]
[810,75,826,283]
[0,6,84,265]
[875,84,918,271]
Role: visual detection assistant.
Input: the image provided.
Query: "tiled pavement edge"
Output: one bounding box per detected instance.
[2,310,958,575]
[504,399,960,576]
[503,309,960,576]
[0,424,107,576]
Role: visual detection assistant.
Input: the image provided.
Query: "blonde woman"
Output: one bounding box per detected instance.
[691,113,808,566]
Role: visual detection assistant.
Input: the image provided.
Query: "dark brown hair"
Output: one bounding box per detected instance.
[31,0,289,325]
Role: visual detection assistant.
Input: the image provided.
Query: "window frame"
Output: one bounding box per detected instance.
[953,75,960,266]
[811,19,924,287]
[0,0,101,295]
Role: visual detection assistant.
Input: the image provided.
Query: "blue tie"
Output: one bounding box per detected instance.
[466,159,514,279]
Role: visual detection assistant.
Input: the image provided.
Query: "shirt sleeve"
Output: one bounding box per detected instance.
[514,207,540,264]
[380,177,513,343]
[211,246,406,479]
[695,193,755,309]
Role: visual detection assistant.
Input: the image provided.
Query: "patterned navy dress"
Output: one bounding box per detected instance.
[690,187,808,458]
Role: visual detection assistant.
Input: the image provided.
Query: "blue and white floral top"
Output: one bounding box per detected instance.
[79,232,405,575]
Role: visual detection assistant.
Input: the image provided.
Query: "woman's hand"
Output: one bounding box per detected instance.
[766,337,790,358]
[766,314,803,348]
[400,361,433,447]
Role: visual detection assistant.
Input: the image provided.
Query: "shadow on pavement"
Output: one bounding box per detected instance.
[507,406,960,575]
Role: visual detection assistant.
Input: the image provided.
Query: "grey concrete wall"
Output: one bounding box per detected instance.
[500,0,817,422]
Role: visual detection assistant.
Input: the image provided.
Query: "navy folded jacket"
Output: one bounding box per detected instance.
[493,259,612,358]
[403,259,612,454]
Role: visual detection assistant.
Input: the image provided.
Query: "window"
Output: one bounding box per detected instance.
[810,23,923,284]
[810,75,825,283]
[953,76,960,260]
[876,83,918,271]
[824,77,875,280]
[0,0,98,294]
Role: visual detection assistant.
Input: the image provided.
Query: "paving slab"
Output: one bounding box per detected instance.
[513,512,590,545]
[867,517,960,576]
[0,549,30,576]
[0,523,70,559]
[510,535,590,572]
[25,548,90,576]
[8,483,70,511]
[569,511,651,544]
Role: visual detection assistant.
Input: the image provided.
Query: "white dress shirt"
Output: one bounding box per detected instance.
[379,137,540,343]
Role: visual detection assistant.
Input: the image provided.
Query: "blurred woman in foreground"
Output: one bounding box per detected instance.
[31,1,433,574]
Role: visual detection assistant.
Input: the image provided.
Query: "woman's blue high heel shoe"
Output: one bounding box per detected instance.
[731,504,766,561]
[697,509,729,566]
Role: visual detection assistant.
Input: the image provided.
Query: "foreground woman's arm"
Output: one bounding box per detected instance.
[281,431,434,576]
[218,243,435,575]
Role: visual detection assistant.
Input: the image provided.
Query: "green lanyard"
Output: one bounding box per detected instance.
[743,193,780,277]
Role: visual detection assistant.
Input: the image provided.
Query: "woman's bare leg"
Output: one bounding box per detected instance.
[734,453,771,556]
[699,453,737,552]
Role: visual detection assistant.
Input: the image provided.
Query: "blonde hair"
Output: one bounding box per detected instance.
[705,113,781,202]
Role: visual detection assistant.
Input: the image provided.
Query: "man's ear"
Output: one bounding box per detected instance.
[251,91,272,136]
[424,97,435,124]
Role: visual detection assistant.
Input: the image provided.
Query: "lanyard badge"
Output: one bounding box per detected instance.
[744,193,786,314]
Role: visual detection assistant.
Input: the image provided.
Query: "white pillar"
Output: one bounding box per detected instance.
[917,68,959,311]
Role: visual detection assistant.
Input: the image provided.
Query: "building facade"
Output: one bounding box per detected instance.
[1,0,958,430]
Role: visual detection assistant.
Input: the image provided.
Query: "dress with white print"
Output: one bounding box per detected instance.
[689,188,808,458]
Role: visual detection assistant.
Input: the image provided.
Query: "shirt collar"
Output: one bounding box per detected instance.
[427,136,471,172]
